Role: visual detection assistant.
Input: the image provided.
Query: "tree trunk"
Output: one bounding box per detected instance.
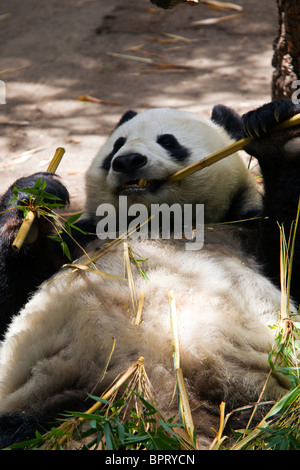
[272,0,300,100]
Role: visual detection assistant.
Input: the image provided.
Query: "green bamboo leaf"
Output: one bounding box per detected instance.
[47,236,62,242]
[61,241,71,261]
[67,212,83,224]
[267,386,300,418]
[116,421,125,445]
[103,422,117,450]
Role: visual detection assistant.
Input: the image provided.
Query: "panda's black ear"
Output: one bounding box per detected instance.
[211,104,243,140]
[115,110,138,129]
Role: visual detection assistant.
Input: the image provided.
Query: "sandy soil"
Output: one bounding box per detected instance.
[0,0,277,210]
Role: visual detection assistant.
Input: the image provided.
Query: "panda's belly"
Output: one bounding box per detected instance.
[0,236,285,412]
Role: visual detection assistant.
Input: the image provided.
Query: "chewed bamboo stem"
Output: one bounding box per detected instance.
[46,147,65,173]
[11,210,36,251]
[11,147,65,251]
[168,112,300,183]
[168,136,252,182]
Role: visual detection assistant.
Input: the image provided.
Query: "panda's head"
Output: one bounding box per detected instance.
[85,108,261,223]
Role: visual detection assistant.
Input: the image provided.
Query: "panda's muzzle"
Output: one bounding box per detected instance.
[113,153,147,174]
[118,178,162,193]
[113,153,164,193]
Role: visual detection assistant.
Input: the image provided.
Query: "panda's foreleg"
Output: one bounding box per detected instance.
[0,390,89,449]
[0,172,72,334]
[0,410,41,449]
[242,99,300,303]
[0,410,52,449]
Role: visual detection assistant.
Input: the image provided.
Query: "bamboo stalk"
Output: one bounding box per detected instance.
[10,210,36,251]
[134,289,145,325]
[11,147,65,251]
[168,289,197,448]
[168,136,252,182]
[168,112,300,183]
[46,147,65,173]
[81,356,144,418]
[176,367,196,446]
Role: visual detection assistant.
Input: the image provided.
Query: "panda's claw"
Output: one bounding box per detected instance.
[242,99,300,140]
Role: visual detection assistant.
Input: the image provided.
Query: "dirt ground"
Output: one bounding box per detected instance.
[0,0,277,211]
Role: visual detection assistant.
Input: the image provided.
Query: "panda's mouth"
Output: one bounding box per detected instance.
[118,178,162,193]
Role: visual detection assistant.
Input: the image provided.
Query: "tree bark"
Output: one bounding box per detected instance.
[272,0,300,100]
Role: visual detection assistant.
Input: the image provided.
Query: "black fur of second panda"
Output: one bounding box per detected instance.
[0,99,300,448]
[212,100,300,300]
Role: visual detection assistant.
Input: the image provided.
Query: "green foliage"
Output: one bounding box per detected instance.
[127,245,149,279]
[257,426,300,450]
[10,177,65,212]
[268,318,300,389]
[8,177,86,261]
[5,393,189,451]
[230,384,300,450]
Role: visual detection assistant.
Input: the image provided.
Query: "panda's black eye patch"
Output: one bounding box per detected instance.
[101,137,126,171]
[157,134,177,150]
[157,134,190,161]
[113,137,126,153]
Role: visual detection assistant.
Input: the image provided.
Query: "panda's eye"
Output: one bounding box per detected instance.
[113,137,126,153]
[157,134,190,161]
[157,134,178,150]
[101,137,126,171]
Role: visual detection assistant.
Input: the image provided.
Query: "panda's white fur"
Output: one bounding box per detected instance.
[0,108,291,449]
[0,236,289,448]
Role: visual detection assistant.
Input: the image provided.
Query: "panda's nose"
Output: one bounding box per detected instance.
[112,153,147,173]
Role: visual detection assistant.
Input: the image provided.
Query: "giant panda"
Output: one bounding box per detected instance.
[0,99,300,450]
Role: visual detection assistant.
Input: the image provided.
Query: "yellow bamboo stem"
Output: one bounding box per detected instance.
[46,147,65,173]
[168,112,300,183]
[167,289,197,448]
[80,356,145,420]
[11,147,65,251]
[11,210,36,251]
[168,136,252,182]
[175,367,196,447]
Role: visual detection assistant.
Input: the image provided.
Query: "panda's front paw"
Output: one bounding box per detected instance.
[1,172,69,211]
[242,99,300,139]
[0,173,70,248]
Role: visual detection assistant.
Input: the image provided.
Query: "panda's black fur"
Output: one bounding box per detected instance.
[0,100,300,449]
